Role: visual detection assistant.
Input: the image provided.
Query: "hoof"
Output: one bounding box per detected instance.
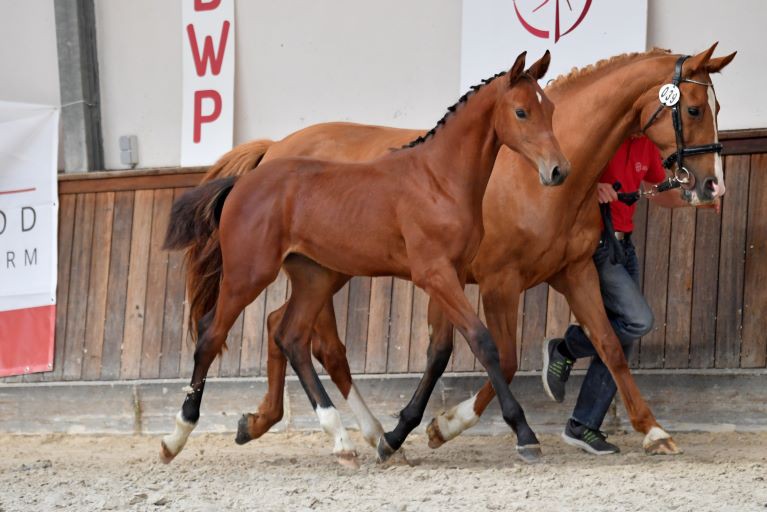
[159,440,177,464]
[644,436,683,455]
[516,444,542,464]
[335,450,360,469]
[426,418,446,449]
[235,414,254,445]
[376,435,397,463]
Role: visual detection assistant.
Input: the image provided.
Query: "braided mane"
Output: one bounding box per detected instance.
[547,48,671,91]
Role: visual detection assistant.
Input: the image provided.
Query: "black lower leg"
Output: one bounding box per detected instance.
[474,329,538,446]
[383,342,453,452]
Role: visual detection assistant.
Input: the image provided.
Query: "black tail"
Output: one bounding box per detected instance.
[163,176,236,251]
[164,176,236,341]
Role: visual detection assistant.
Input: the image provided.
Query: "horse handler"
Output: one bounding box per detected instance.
[542,134,706,455]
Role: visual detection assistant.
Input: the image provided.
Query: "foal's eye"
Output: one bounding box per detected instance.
[687,106,701,117]
[515,109,527,119]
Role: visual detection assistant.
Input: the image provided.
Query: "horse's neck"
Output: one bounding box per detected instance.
[413,85,501,205]
[553,56,672,204]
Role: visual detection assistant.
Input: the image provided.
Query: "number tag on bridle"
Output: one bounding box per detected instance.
[659,84,680,107]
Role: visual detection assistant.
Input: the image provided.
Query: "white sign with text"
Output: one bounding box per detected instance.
[181,0,235,166]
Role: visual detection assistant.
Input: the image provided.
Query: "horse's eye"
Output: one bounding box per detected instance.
[688,106,700,117]
[515,109,527,119]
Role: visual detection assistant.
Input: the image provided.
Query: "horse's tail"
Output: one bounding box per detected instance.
[203,139,274,182]
[164,176,237,340]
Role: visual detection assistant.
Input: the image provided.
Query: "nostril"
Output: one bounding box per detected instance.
[551,166,561,181]
[704,177,718,192]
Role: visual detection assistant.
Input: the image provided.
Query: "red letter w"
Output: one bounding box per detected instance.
[186,21,230,77]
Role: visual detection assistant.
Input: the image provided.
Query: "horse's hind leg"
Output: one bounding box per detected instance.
[160,267,279,463]
[310,299,384,448]
[278,256,359,467]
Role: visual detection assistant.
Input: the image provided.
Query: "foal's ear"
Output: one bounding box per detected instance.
[706,51,737,74]
[686,42,719,75]
[525,50,551,81]
[508,51,528,85]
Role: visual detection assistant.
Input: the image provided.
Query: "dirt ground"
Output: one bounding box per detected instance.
[1,430,765,512]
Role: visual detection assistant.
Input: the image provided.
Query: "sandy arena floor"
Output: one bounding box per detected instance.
[1,430,765,512]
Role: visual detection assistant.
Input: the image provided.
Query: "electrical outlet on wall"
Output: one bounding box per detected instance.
[119,135,138,168]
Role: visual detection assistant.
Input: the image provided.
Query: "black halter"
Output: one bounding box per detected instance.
[641,55,723,186]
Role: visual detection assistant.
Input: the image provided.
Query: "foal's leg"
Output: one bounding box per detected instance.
[278,257,360,467]
[235,305,289,444]
[550,261,680,455]
[160,270,275,463]
[379,265,539,462]
[376,298,454,461]
[427,272,523,449]
[236,298,384,449]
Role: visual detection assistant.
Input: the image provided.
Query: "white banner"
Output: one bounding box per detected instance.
[181,0,235,166]
[461,0,648,90]
[0,101,59,310]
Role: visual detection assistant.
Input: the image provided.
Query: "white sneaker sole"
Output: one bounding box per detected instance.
[561,431,618,456]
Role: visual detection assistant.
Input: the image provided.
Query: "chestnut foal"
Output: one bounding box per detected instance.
[160,51,569,466]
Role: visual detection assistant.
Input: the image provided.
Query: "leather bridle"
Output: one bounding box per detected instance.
[641,55,723,192]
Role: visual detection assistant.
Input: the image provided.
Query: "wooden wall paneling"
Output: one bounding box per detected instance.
[386,278,413,373]
[451,284,480,371]
[62,193,96,380]
[715,155,750,368]
[139,189,173,379]
[81,192,115,379]
[43,194,77,382]
[259,271,289,374]
[219,314,244,377]
[545,288,570,341]
[100,191,134,379]
[332,282,350,352]
[365,277,393,374]
[628,198,649,368]
[239,292,267,377]
[344,277,371,374]
[179,283,194,379]
[639,201,671,368]
[120,190,154,379]
[408,286,430,373]
[519,283,548,371]
[663,208,696,368]
[688,207,722,368]
[741,153,767,368]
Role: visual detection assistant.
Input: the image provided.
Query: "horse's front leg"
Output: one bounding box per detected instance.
[551,260,681,455]
[427,271,523,450]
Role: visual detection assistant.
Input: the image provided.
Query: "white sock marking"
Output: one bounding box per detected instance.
[435,394,480,442]
[162,411,197,456]
[346,384,384,447]
[643,426,671,448]
[316,406,356,455]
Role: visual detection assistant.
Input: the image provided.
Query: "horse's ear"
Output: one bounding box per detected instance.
[706,51,737,74]
[686,42,719,75]
[508,51,527,85]
[526,50,551,81]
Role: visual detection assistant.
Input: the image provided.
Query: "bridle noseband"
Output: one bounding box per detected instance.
[641,55,722,194]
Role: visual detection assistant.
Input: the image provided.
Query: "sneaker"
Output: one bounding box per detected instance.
[541,338,573,403]
[562,419,620,455]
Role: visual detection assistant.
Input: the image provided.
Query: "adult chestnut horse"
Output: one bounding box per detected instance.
[160,52,570,466]
[201,44,734,461]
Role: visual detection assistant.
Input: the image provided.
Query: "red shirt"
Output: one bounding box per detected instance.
[599,136,666,232]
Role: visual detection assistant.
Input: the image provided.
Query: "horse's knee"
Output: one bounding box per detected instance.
[471,327,500,367]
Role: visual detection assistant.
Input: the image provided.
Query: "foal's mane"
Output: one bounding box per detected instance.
[399,70,511,149]
[546,48,672,92]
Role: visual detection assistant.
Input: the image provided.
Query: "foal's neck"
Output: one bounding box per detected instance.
[411,81,503,206]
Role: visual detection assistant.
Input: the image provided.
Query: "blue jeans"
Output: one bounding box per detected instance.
[563,237,654,431]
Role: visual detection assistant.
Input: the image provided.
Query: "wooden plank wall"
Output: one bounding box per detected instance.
[7,145,767,383]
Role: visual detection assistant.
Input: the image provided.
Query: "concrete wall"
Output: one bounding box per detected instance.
[0,0,60,106]
[0,1,763,169]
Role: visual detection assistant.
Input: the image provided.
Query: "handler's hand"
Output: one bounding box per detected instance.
[597,183,619,203]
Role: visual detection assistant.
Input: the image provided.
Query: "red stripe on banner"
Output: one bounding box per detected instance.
[0,305,56,377]
[0,187,36,195]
